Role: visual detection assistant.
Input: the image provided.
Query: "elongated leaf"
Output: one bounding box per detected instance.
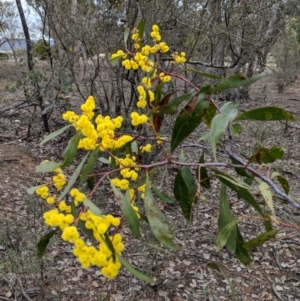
[207,262,235,300]
[98,157,111,164]
[213,72,265,93]
[144,182,179,249]
[103,232,116,261]
[36,161,61,173]
[61,131,83,168]
[124,27,130,44]
[152,185,175,203]
[216,218,241,252]
[212,169,263,215]
[210,113,230,160]
[58,153,89,201]
[215,169,273,231]
[197,153,211,189]
[181,68,223,80]
[117,254,153,283]
[153,91,176,132]
[248,146,284,164]
[218,185,236,253]
[220,102,238,121]
[204,102,216,128]
[171,95,209,152]
[259,182,275,217]
[78,220,94,240]
[234,227,251,265]
[41,124,72,145]
[37,229,58,258]
[277,175,289,194]
[83,197,102,216]
[174,166,197,222]
[70,198,79,218]
[121,190,141,238]
[80,148,99,183]
[137,19,145,40]
[160,90,197,115]
[235,106,295,121]
[243,229,279,249]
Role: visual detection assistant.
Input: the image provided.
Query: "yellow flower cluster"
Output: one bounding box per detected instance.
[140,144,152,153]
[66,210,125,279]
[36,185,49,199]
[52,168,67,191]
[37,176,125,280]
[43,209,74,230]
[172,51,186,63]
[159,72,172,83]
[150,24,161,42]
[131,111,148,126]
[62,96,135,151]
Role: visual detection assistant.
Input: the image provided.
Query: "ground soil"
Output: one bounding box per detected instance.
[0,62,300,301]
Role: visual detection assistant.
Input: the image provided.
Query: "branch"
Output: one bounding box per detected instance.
[227,151,300,209]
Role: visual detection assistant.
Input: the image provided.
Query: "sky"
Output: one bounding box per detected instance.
[4,0,42,38]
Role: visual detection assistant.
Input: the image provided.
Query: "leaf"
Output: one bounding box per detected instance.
[214,169,273,232]
[207,262,235,300]
[70,198,79,218]
[218,185,236,253]
[37,229,58,258]
[243,229,279,249]
[160,90,197,115]
[41,124,72,145]
[248,146,284,164]
[36,161,61,173]
[220,102,238,121]
[117,254,153,283]
[103,232,116,261]
[58,153,89,201]
[61,131,82,168]
[98,157,111,164]
[216,218,241,252]
[235,106,295,121]
[181,68,223,80]
[277,175,289,194]
[83,197,102,216]
[80,148,99,183]
[153,91,176,132]
[144,181,179,249]
[131,140,138,155]
[124,27,130,44]
[259,182,275,217]
[152,185,175,203]
[171,94,209,152]
[213,72,265,93]
[174,166,197,222]
[121,190,141,238]
[212,169,263,215]
[137,19,145,40]
[234,227,251,265]
[210,113,230,160]
[230,123,242,137]
[204,102,216,128]
[197,153,211,189]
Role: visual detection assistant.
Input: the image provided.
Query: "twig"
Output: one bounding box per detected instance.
[0,296,11,301]
[272,247,282,270]
[272,283,285,301]
[17,278,34,301]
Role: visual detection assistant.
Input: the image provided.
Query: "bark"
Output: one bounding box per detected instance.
[15,0,50,133]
